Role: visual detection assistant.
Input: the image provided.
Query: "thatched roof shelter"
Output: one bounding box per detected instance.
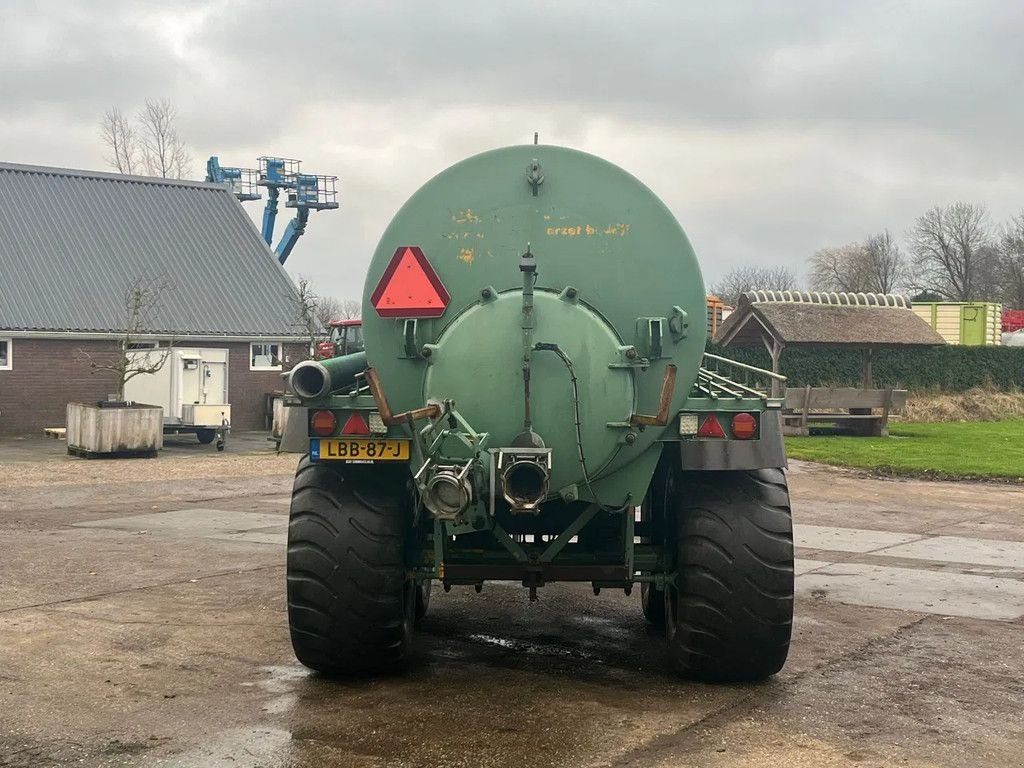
[714,291,946,393]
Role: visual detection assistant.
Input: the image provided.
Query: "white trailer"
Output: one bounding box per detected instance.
[124,347,231,450]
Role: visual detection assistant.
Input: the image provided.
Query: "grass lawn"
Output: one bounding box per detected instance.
[785,419,1024,481]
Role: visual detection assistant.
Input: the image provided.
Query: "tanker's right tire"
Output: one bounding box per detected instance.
[196,429,216,444]
[640,583,666,627]
[666,468,794,682]
[287,457,414,675]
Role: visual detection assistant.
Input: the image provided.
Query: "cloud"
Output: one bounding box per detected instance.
[2,0,1023,295]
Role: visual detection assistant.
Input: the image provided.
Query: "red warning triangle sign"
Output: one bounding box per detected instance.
[371,246,450,318]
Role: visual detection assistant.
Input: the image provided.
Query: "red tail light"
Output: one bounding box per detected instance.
[341,411,371,436]
[696,415,726,439]
[731,412,757,440]
[310,410,337,437]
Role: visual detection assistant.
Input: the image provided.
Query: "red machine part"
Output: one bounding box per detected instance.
[1003,309,1024,333]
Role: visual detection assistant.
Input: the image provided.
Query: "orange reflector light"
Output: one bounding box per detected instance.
[696,415,726,439]
[371,246,450,318]
[310,410,337,437]
[732,412,757,440]
[341,411,371,436]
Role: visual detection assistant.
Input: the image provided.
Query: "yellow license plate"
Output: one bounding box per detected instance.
[313,438,410,462]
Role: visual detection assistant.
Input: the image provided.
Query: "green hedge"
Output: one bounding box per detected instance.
[709,343,1024,392]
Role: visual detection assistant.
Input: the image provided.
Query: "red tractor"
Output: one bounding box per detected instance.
[317,318,364,360]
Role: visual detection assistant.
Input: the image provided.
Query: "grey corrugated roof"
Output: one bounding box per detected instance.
[0,161,304,337]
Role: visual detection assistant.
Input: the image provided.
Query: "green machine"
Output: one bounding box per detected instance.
[285,145,793,681]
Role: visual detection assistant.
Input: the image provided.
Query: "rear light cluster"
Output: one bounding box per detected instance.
[681,412,759,440]
[310,410,337,437]
[309,410,387,437]
[731,412,757,439]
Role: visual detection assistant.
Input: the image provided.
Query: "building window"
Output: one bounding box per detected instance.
[250,342,282,370]
[0,338,10,370]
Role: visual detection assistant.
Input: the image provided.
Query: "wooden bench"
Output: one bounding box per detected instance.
[782,387,907,437]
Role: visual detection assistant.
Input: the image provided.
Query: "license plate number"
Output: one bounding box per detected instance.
[312,438,410,462]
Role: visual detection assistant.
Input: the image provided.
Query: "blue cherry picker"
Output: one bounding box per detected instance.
[205,155,339,265]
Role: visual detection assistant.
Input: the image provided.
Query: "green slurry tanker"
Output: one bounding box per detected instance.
[285,145,793,681]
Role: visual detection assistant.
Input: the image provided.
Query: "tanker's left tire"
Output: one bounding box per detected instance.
[415,580,431,626]
[287,457,415,675]
[666,468,794,682]
[639,453,674,628]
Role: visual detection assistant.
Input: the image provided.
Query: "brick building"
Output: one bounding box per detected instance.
[0,162,308,436]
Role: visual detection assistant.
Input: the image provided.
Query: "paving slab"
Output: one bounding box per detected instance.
[74,508,285,535]
[794,558,832,575]
[797,562,1024,620]
[879,534,1024,569]
[794,524,923,553]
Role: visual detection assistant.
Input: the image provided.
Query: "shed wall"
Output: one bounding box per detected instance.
[0,338,304,436]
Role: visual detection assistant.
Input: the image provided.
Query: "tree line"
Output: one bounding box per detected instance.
[711,203,1024,310]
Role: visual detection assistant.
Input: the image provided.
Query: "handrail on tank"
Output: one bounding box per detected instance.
[702,352,787,381]
[697,353,787,402]
[698,368,763,399]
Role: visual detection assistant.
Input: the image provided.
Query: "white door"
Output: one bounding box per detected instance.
[199,349,229,405]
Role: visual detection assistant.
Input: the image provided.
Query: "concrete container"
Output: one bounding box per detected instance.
[66,402,163,457]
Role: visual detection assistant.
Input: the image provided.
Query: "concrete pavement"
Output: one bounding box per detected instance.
[1,457,1022,767]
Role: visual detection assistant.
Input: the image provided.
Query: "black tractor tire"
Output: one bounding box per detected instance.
[287,456,415,675]
[415,579,431,626]
[196,429,216,444]
[640,583,665,627]
[638,453,675,627]
[665,467,794,682]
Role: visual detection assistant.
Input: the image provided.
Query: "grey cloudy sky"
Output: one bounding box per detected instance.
[2,0,1022,299]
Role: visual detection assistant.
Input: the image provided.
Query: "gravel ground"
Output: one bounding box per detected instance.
[0,432,298,489]
[0,451,298,489]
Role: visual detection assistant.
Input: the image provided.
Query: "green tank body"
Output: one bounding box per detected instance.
[285,144,794,683]
[362,145,706,506]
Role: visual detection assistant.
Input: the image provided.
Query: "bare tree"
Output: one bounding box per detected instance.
[810,231,905,294]
[996,213,1024,309]
[313,296,361,326]
[710,265,798,306]
[100,99,192,179]
[909,203,994,300]
[862,230,906,294]
[972,245,1005,304]
[78,278,174,401]
[314,295,340,329]
[337,299,361,319]
[100,107,139,175]
[291,277,324,360]
[809,244,871,293]
[137,98,191,179]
